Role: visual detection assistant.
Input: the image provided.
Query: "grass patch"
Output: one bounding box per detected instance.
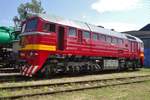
[140,68,150,72]
[0,68,150,99]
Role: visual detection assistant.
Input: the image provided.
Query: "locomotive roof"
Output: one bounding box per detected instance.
[124,33,143,43]
[37,14,127,39]
[32,14,142,43]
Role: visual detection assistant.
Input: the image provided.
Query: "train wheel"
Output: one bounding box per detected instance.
[68,66,73,74]
[136,60,141,68]
[132,61,137,70]
[44,64,52,78]
[89,65,94,73]
[75,65,80,74]
[42,63,56,78]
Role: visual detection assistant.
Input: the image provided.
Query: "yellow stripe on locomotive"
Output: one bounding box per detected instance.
[20,44,56,51]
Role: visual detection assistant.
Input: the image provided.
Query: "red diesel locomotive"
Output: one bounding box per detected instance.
[19,14,144,77]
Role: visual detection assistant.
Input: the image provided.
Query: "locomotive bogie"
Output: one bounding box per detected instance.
[38,54,142,77]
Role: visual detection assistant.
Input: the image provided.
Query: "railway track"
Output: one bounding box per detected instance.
[0,66,23,83]
[0,73,30,83]
[0,68,19,73]
[0,64,20,73]
[0,69,139,83]
[0,75,150,99]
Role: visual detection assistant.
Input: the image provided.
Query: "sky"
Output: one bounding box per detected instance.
[0,0,150,32]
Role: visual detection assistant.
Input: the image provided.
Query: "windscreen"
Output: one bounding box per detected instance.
[24,18,38,32]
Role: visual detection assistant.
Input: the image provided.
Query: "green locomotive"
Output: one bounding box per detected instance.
[0,26,20,67]
[0,26,15,44]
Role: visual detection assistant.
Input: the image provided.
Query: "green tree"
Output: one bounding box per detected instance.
[17,0,45,20]
[13,0,45,28]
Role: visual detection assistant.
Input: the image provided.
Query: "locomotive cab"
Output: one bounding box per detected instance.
[125,34,144,67]
[19,17,58,76]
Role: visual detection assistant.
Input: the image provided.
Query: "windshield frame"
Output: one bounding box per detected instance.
[24,17,38,32]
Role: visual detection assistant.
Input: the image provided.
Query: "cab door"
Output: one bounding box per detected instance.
[77,30,83,50]
[78,30,83,44]
[131,41,135,53]
[130,41,138,58]
[57,26,65,50]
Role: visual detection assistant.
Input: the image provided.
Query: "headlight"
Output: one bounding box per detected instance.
[30,52,33,56]
[29,51,38,56]
[20,52,25,57]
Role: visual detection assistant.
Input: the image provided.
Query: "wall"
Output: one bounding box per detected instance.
[144,48,150,67]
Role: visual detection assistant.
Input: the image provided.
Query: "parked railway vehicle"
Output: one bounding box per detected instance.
[19,14,144,77]
[0,26,20,67]
[0,26,14,66]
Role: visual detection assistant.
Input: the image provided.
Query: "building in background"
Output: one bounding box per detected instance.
[124,24,150,67]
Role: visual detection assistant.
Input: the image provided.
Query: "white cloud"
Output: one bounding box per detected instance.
[91,0,141,13]
[82,15,87,19]
[94,22,140,32]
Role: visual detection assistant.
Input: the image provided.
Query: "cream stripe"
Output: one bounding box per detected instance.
[32,66,38,74]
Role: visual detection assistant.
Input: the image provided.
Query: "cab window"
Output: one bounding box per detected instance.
[112,38,117,44]
[106,36,112,43]
[43,23,56,32]
[92,33,99,40]
[83,31,90,39]
[99,34,106,41]
[118,39,123,44]
[68,27,76,36]
[25,18,38,32]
